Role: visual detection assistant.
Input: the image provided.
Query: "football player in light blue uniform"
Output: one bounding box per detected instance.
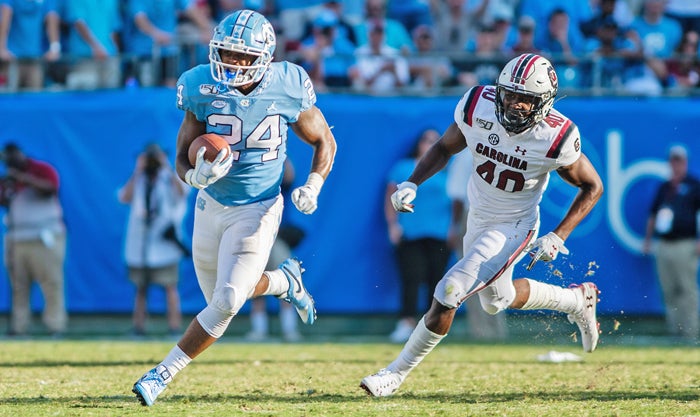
[132,10,337,407]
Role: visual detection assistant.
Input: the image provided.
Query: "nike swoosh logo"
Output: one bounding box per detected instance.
[283,265,303,294]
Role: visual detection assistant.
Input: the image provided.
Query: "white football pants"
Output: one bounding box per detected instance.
[192,191,283,316]
[434,210,537,313]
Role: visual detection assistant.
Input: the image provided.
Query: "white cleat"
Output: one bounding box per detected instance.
[132,365,172,406]
[567,282,601,353]
[278,258,317,325]
[360,368,404,397]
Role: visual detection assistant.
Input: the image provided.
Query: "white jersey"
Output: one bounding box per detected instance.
[453,85,581,223]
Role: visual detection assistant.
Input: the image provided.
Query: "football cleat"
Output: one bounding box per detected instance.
[278,258,316,325]
[360,368,404,397]
[132,365,172,406]
[567,282,601,353]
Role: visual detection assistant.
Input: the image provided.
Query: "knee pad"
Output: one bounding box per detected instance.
[197,305,234,338]
[197,286,247,338]
[434,277,467,309]
[478,285,515,315]
[480,298,508,315]
[211,285,246,315]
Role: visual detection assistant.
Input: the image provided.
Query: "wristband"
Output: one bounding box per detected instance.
[398,181,417,191]
[49,42,61,54]
[305,172,324,191]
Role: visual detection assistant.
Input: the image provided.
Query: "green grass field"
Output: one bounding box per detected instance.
[0,338,698,417]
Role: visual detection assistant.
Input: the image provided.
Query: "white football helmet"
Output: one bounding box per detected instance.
[495,53,558,133]
[209,10,276,87]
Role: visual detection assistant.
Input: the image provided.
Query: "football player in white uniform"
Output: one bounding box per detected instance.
[361,53,604,397]
[132,10,336,406]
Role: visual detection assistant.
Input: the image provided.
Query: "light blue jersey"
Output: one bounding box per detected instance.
[176,61,316,206]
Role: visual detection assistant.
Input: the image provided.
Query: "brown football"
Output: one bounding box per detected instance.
[188,133,230,165]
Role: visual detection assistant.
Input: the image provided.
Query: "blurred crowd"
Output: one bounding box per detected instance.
[1,0,699,95]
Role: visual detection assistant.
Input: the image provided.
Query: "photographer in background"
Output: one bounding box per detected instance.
[0,143,67,337]
[118,143,189,337]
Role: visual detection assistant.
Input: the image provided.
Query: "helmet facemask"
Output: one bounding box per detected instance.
[208,10,276,88]
[209,44,271,87]
[495,86,551,134]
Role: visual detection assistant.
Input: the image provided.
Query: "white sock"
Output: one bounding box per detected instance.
[280,305,298,335]
[160,345,192,379]
[261,270,290,297]
[521,279,580,314]
[250,310,269,335]
[387,317,445,379]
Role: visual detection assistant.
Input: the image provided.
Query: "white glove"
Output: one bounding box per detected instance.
[391,181,417,212]
[526,232,569,270]
[292,172,324,214]
[185,147,233,190]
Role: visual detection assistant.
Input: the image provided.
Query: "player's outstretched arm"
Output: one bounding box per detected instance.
[551,153,604,241]
[289,106,337,214]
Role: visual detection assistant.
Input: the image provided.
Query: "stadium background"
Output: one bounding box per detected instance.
[0,89,698,319]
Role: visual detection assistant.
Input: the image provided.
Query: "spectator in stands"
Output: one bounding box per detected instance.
[509,15,542,56]
[44,0,73,88]
[385,128,451,343]
[466,0,517,29]
[580,0,620,39]
[246,159,306,343]
[446,149,508,341]
[519,0,592,43]
[581,15,646,92]
[207,0,269,22]
[665,0,700,35]
[386,0,432,34]
[407,24,453,90]
[298,8,356,90]
[298,0,357,47]
[123,0,191,87]
[430,0,483,53]
[64,0,122,89]
[0,143,67,337]
[276,0,326,42]
[642,144,700,341]
[172,1,218,74]
[489,7,515,53]
[666,29,700,90]
[629,0,683,88]
[353,0,413,54]
[348,19,410,93]
[456,23,508,88]
[119,143,189,337]
[0,0,61,90]
[537,8,585,88]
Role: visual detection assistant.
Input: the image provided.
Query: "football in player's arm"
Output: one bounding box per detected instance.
[132,9,336,407]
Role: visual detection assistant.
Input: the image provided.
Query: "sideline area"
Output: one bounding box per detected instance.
[0,313,694,348]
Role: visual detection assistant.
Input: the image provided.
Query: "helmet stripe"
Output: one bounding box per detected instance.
[511,54,538,84]
[232,9,254,38]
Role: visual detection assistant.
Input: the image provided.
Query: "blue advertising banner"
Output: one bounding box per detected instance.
[0,89,698,316]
